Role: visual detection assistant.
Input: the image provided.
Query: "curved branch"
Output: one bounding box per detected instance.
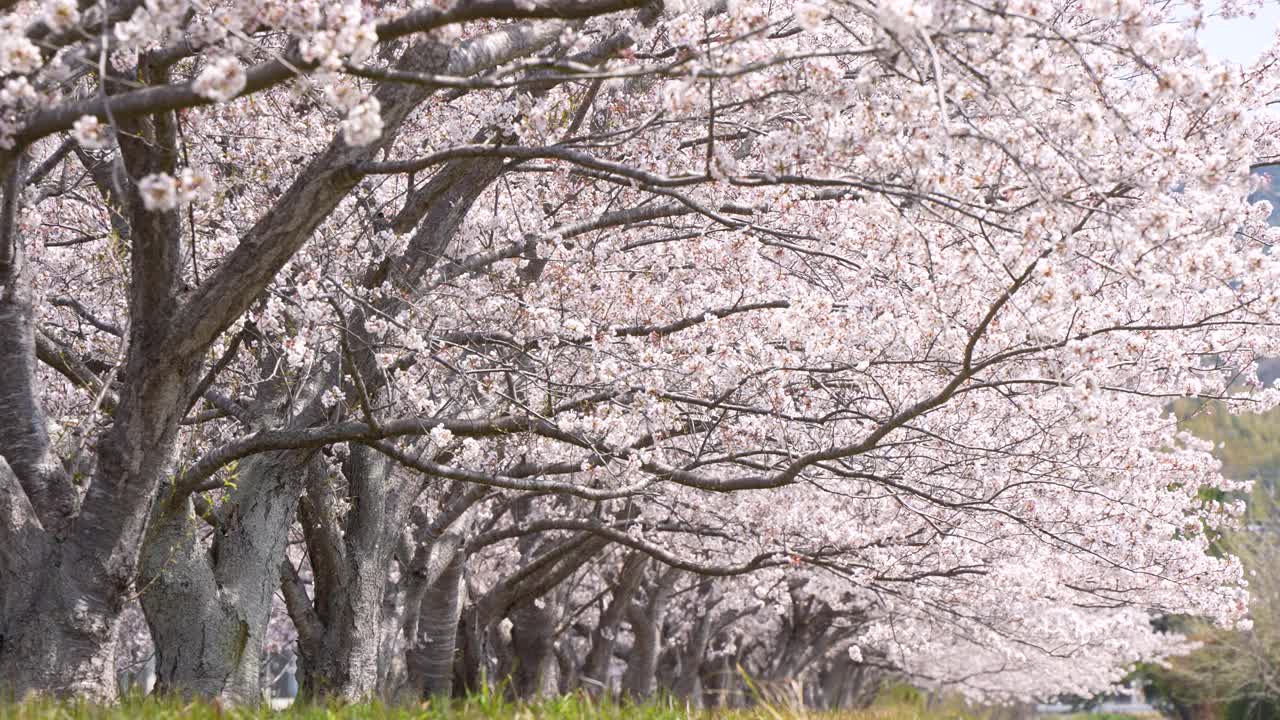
[473,518,791,577]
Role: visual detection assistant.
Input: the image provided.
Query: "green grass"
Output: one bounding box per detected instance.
[0,694,981,720]
[1048,714,1161,720]
[0,680,1036,720]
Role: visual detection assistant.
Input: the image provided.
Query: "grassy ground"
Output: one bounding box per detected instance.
[0,685,1160,720]
[0,693,986,720]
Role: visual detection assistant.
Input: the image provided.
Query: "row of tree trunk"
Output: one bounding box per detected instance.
[124,504,887,708]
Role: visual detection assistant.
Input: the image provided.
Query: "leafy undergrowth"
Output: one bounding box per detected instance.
[0,694,984,720]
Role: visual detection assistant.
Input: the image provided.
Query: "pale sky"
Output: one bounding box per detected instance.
[1198,1,1280,65]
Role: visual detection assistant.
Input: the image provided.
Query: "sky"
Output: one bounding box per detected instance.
[1197,1,1280,64]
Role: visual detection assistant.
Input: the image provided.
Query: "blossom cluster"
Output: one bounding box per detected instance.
[14,0,1280,701]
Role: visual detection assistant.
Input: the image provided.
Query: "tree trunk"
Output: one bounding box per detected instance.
[0,537,121,698]
[673,606,715,703]
[621,569,680,700]
[138,342,331,702]
[290,445,413,701]
[701,650,735,709]
[470,529,611,698]
[139,449,312,702]
[555,641,578,696]
[405,532,466,699]
[581,551,647,696]
[509,603,555,699]
[0,145,194,699]
[0,153,116,699]
[453,605,490,697]
[377,572,407,698]
[621,604,659,700]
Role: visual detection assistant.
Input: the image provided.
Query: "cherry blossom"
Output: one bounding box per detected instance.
[72,116,109,150]
[138,173,179,212]
[193,56,248,103]
[1,0,1279,707]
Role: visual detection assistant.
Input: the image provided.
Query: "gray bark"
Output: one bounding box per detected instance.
[701,648,738,709]
[672,585,720,702]
[139,449,313,702]
[404,529,466,698]
[0,149,79,534]
[581,551,647,696]
[159,17,654,700]
[0,110,196,699]
[454,603,490,696]
[268,24,579,699]
[291,445,396,699]
[139,335,332,702]
[0,154,56,652]
[136,35,452,703]
[0,457,45,622]
[377,572,407,697]
[470,531,610,697]
[509,603,555,699]
[620,569,680,700]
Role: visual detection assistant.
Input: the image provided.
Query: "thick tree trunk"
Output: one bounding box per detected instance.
[140,449,312,702]
[621,605,659,700]
[0,214,68,685]
[395,486,487,699]
[581,551,646,696]
[0,155,70,696]
[701,650,736,709]
[0,150,79,533]
[555,641,578,696]
[621,569,680,700]
[377,573,407,698]
[405,533,466,699]
[453,605,491,697]
[0,579,121,698]
[0,145,194,700]
[291,445,409,700]
[140,495,251,700]
[509,604,555,699]
[296,544,382,692]
[294,588,385,698]
[470,530,610,698]
[0,458,45,628]
[672,605,715,702]
[279,23,652,701]
[139,344,331,703]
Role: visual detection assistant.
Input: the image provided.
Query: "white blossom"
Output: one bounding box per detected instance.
[793,1,827,31]
[176,167,214,204]
[0,37,41,75]
[429,426,454,449]
[72,116,110,150]
[878,0,934,32]
[321,387,343,408]
[138,173,179,212]
[341,97,383,146]
[42,0,80,32]
[193,56,247,102]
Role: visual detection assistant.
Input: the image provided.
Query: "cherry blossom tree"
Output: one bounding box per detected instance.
[1,0,1279,705]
